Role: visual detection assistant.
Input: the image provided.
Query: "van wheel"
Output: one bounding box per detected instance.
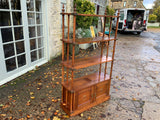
[137,32,141,35]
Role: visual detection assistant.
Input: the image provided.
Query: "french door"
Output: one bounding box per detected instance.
[0,0,46,85]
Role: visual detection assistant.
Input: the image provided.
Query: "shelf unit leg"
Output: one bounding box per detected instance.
[99,42,104,81]
[104,41,109,80]
[110,11,120,79]
[61,5,65,105]
[104,17,112,80]
[66,15,70,84]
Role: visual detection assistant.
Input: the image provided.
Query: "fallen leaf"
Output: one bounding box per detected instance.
[54,112,58,115]
[88,116,91,120]
[30,92,34,95]
[30,96,35,100]
[48,107,51,111]
[49,90,52,93]
[26,101,30,106]
[2,104,9,109]
[80,113,83,117]
[56,82,59,85]
[1,114,6,117]
[9,116,13,119]
[27,115,30,119]
[41,111,45,115]
[132,98,136,101]
[52,98,55,102]
[62,115,69,118]
[0,104,4,107]
[44,75,48,78]
[53,116,60,120]
[8,95,12,98]
[38,83,42,85]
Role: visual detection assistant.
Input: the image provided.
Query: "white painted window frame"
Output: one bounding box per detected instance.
[0,0,48,85]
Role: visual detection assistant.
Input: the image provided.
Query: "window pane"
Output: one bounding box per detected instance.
[27,0,34,11]
[30,39,36,50]
[17,54,26,67]
[12,12,22,25]
[3,43,15,58]
[36,1,42,12]
[39,48,44,59]
[11,0,21,10]
[29,27,35,38]
[14,27,24,40]
[120,12,124,20]
[36,13,42,24]
[5,57,16,72]
[0,11,11,26]
[38,38,43,48]
[31,51,37,62]
[1,28,13,43]
[16,41,25,54]
[0,0,9,9]
[28,13,35,25]
[37,26,43,36]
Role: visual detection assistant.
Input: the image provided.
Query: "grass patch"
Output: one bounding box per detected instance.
[147,26,160,28]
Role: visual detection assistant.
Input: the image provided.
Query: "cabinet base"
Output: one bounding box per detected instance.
[61,95,110,117]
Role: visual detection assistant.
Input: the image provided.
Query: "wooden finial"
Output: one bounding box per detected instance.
[74,3,76,13]
[62,4,65,13]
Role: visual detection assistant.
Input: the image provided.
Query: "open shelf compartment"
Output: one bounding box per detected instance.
[62,56,112,69]
[61,36,116,44]
[62,72,110,92]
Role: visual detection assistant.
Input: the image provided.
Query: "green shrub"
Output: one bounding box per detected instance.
[74,0,98,29]
[106,6,115,23]
[153,6,160,22]
[149,14,157,23]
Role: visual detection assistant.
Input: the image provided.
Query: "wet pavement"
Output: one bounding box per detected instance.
[0,30,160,120]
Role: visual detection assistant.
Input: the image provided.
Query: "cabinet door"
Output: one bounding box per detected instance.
[76,87,92,109]
[95,81,110,100]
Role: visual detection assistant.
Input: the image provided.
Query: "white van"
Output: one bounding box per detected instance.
[112,8,148,34]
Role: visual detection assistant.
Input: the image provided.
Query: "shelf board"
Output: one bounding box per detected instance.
[62,56,112,69]
[61,36,116,44]
[60,12,119,18]
[62,72,110,91]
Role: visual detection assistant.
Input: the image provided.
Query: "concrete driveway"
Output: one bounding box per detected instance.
[0,30,160,120]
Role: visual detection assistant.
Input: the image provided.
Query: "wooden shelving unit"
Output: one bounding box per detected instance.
[60,5,120,117]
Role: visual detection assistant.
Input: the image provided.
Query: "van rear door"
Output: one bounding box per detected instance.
[118,10,125,30]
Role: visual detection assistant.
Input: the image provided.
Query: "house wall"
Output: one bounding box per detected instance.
[47,0,73,59]
[47,0,107,59]
[108,0,145,10]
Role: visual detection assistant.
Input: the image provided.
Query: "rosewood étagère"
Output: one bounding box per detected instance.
[60,4,120,117]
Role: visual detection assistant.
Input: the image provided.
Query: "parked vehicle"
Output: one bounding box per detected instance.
[112,8,148,34]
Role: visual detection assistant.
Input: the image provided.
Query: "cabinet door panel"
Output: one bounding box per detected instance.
[77,87,92,109]
[96,81,109,99]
